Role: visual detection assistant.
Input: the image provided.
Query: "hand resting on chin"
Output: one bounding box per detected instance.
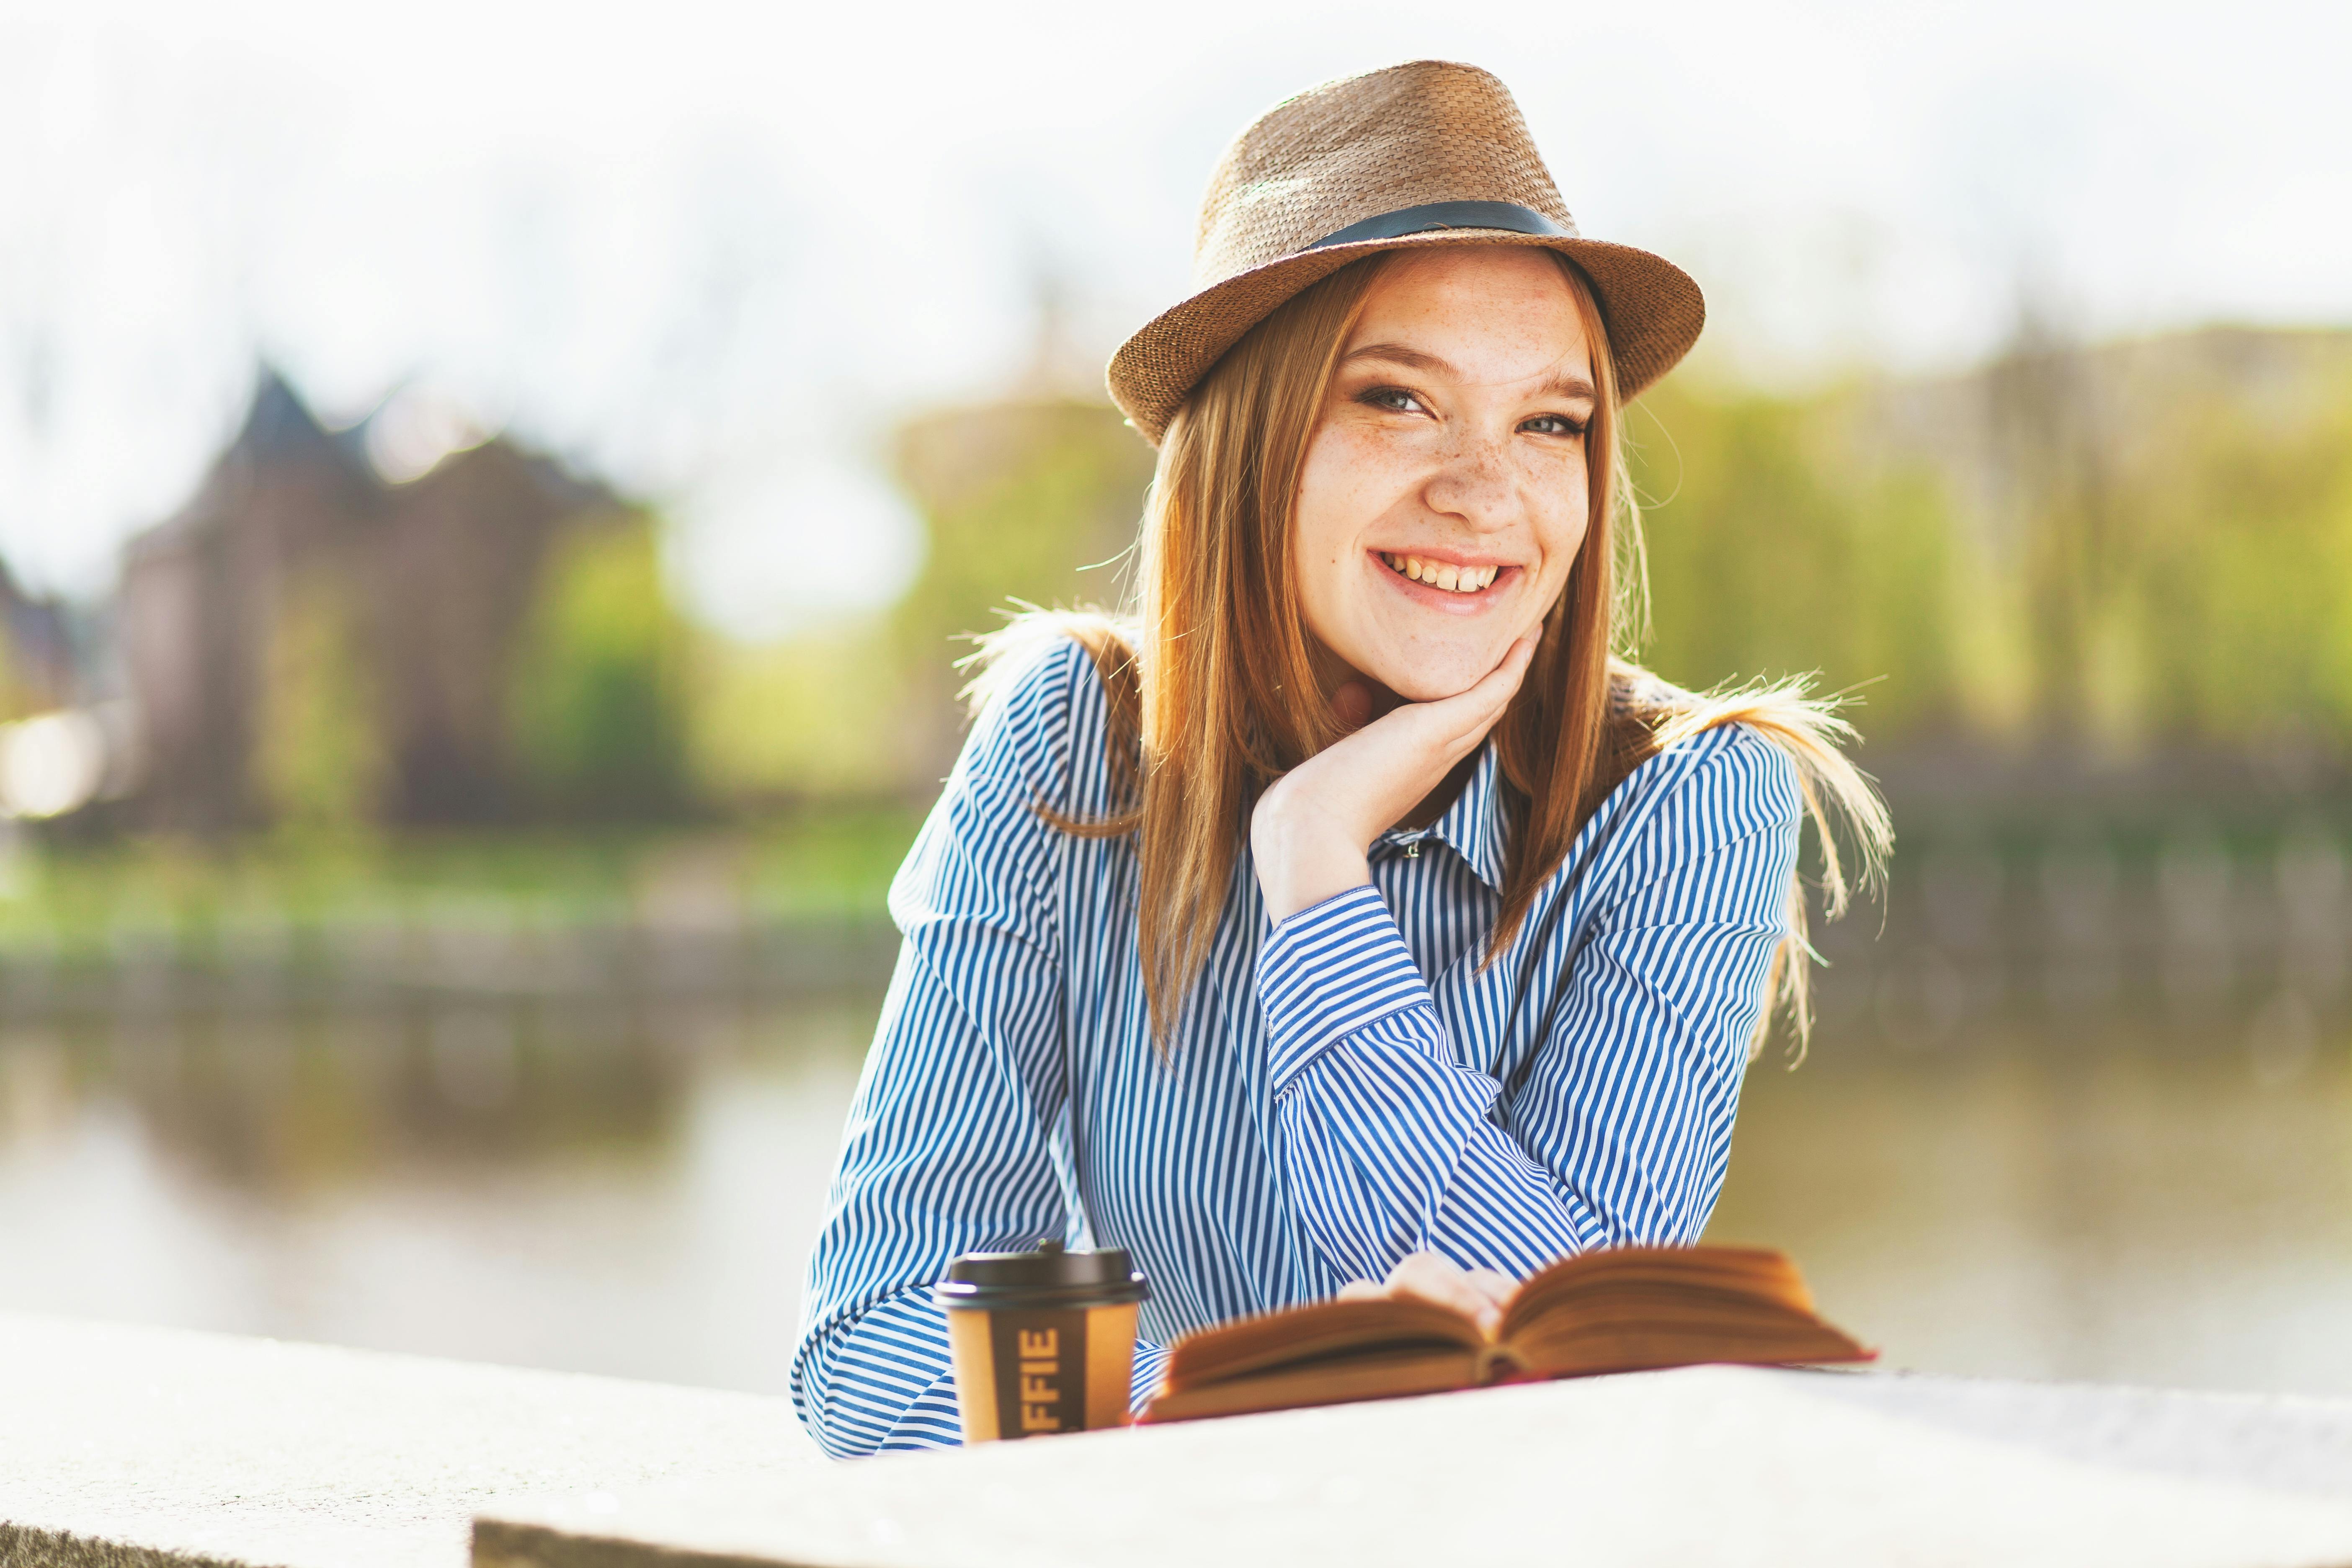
[1249,632,1537,924]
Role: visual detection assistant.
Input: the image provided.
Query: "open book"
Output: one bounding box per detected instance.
[1142,1245,1871,1424]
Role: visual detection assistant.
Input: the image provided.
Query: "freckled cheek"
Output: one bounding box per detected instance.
[1523,463,1591,596]
[1299,423,1429,538]
[1293,436,1385,633]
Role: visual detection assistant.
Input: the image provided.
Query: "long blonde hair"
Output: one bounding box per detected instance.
[970,250,1890,1057]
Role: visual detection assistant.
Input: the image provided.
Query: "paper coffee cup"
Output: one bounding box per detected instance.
[934,1240,1149,1442]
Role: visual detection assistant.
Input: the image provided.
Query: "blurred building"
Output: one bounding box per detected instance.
[118,370,676,830]
[0,560,81,718]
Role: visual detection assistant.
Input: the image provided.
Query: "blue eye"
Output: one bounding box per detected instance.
[1522,414,1588,437]
[1361,386,1425,414]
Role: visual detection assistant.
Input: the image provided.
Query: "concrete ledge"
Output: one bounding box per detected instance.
[14,1306,2352,1568]
[0,1313,821,1568]
[478,1368,2352,1568]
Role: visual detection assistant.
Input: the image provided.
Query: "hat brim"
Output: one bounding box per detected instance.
[1106,228,1704,446]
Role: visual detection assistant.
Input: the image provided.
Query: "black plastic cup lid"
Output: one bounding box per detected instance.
[934,1238,1150,1309]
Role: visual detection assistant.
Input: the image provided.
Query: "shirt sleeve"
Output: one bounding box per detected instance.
[789,644,1171,1456]
[1258,728,1802,1287]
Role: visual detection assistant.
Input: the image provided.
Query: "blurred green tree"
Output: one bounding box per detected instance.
[508,514,694,818]
[680,328,2352,813]
[2120,375,2352,745]
[1630,383,1967,737]
[686,622,913,802]
[889,399,1154,775]
[258,573,387,830]
[1625,332,2352,757]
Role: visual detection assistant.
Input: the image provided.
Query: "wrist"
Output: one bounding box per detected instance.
[1252,805,1371,924]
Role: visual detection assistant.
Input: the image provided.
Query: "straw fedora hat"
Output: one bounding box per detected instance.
[1107,60,1704,445]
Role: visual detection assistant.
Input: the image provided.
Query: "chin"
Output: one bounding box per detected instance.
[1371,652,1496,704]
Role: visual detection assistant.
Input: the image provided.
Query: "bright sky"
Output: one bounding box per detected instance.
[2,0,2346,637]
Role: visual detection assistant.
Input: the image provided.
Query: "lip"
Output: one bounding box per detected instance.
[1370,549,1519,611]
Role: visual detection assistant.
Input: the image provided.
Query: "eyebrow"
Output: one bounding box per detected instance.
[1341,342,1598,403]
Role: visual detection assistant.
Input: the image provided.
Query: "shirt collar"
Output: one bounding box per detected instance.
[1375,739,1507,894]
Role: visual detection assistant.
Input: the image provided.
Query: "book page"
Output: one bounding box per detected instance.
[1145,1344,1479,1423]
[1162,1296,1484,1389]
[1501,1246,1819,1341]
[1500,1247,1869,1377]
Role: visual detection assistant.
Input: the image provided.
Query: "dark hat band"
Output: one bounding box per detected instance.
[1309,201,1573,251]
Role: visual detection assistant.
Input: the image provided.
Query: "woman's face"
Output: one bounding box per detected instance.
[1292,247,1597,704]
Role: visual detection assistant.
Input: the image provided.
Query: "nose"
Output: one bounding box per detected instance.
[1420,431,1518,533]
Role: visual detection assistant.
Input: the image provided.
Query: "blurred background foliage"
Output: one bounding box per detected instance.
[508,515,693,821]
[1,324,2348,939]
[1635,329,2352,752]
[1632,384,1971,736]
[258,572,386,832]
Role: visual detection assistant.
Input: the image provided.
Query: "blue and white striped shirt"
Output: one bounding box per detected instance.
[791,636,1802,1457]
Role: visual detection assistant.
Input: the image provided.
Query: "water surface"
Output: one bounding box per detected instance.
[1,988,2347,1399]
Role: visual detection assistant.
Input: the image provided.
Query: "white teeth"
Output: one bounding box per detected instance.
[1383,554,1502,592]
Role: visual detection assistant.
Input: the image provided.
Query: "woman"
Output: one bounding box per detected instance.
[791,60,1888,1457]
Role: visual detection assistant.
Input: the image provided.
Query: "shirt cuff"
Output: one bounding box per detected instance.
[1257,884,1433,1093]
[1129,1340,1171,1416]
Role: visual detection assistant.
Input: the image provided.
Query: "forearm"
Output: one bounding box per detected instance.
[1259,887,1597,1283]
[1274,1015,1602,1281]
[792,937,1068,1455]
[1258,726,1803,1284]
[791,1289,964,1456]
[1251,805,1373,923]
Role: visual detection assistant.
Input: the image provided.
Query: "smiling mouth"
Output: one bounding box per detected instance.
[1380,552,1502,594]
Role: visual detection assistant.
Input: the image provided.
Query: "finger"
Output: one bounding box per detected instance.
[1450,637,1537,737]
[1464,1268,1517,1311]
[1388,634,1538,755]
[1386,1252,1504,1333]
[1431,633,1538,721]
[1336,1280,1385,1302]
[1461,632,1538,712]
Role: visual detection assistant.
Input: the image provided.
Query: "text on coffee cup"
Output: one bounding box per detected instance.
[1017,1328,1062,1433]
